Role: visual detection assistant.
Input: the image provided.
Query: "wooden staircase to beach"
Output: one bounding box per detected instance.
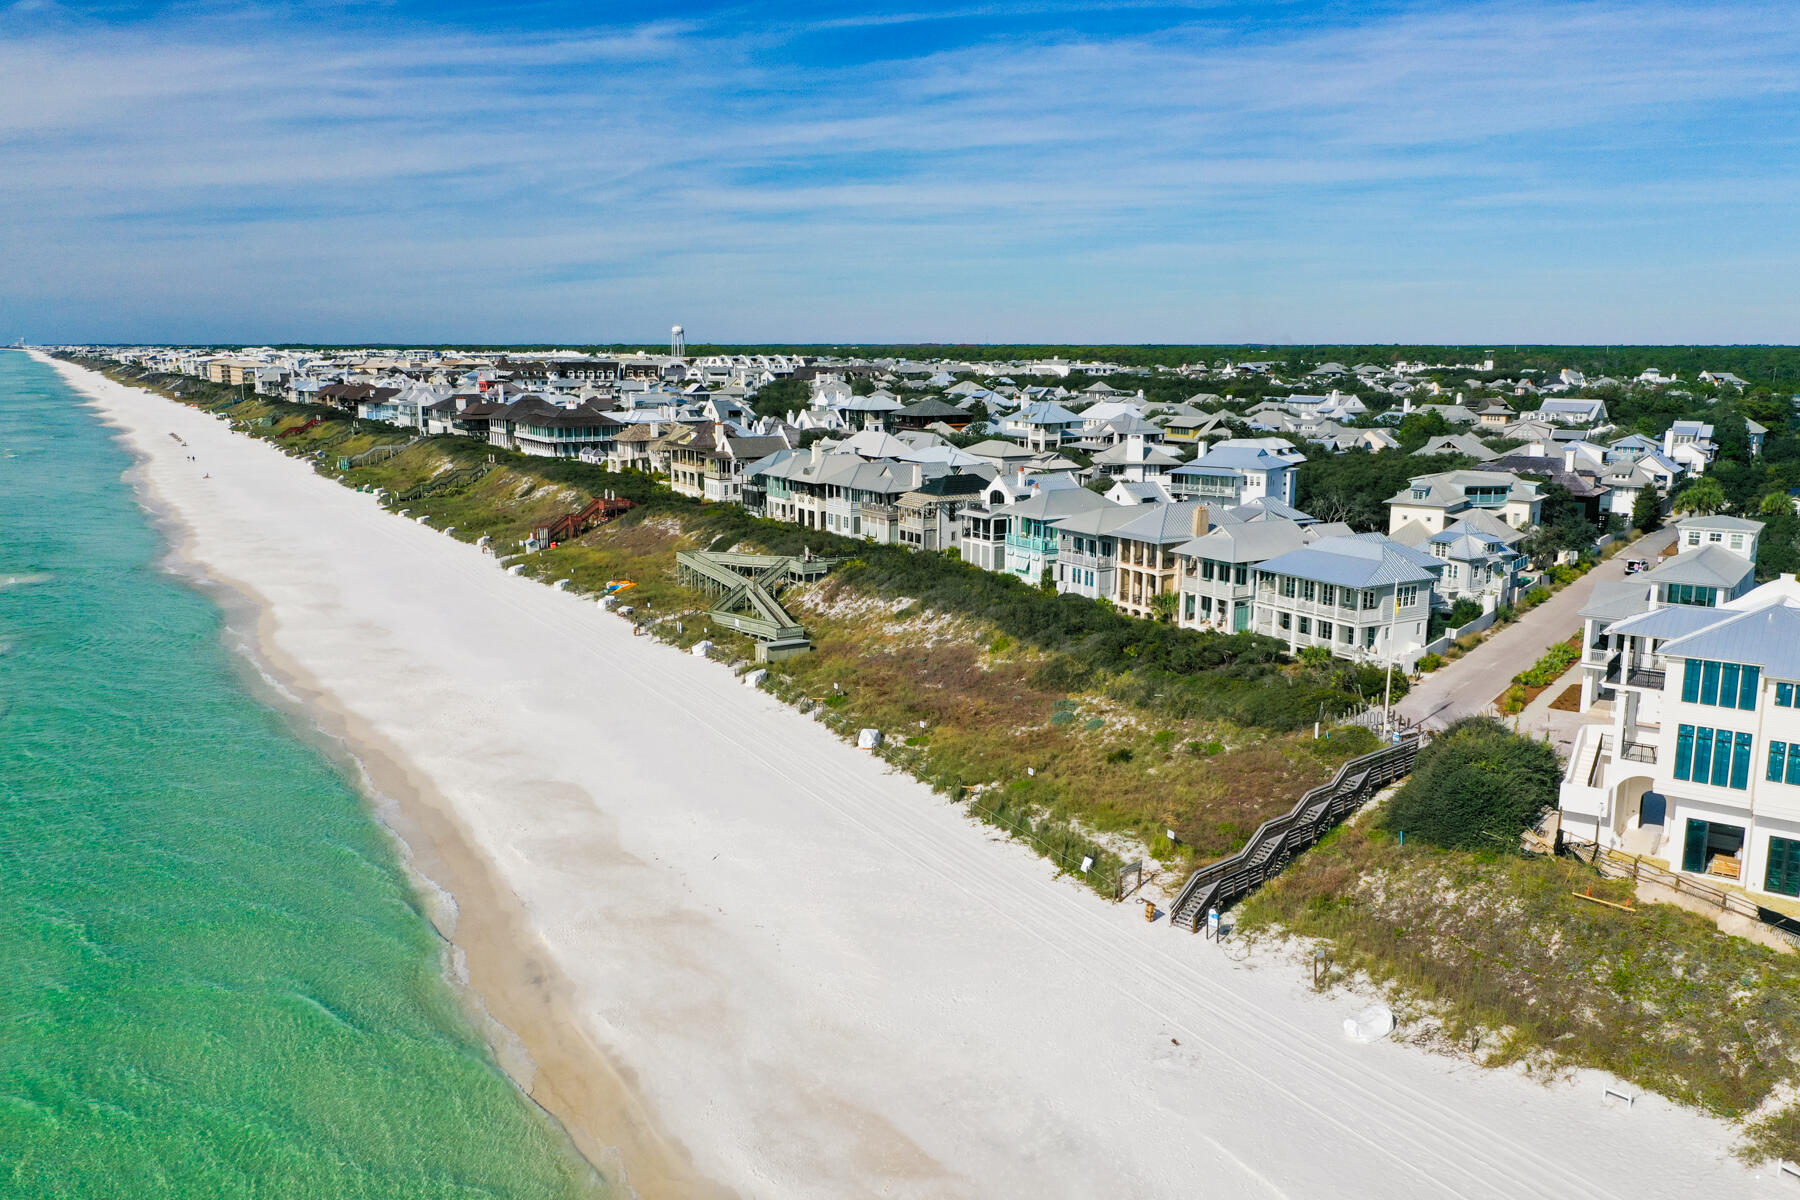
[1168,734,1422,931]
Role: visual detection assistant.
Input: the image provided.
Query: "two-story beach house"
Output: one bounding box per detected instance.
[1250,534,1443,669]
[1173,516,1314,633]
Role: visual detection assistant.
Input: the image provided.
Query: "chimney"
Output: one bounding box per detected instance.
[810,442,823,467]
[1192,503,1209,537]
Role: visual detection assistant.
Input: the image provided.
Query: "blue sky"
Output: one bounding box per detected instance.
[2,0,1796,344]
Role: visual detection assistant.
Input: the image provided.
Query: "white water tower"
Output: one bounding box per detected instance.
[671,325,686,357]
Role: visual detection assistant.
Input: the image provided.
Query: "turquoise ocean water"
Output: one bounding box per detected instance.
[0,351,604,1198]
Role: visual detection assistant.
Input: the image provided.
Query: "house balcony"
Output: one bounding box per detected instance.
[1604,660,1666,691]
[861,501,899,519]
[1600,733,1658,765]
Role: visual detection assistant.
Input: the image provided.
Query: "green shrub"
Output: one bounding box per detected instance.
[1416,652,1444,673]
[1513,640,1580,688]
[1379,717,1559,849]
[1446,598,1482,627]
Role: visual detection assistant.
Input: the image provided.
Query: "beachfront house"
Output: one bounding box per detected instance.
[1251,534,1443,669]
[1173,516,1313,633]
[1109,502,1212,620]
[896,473,989,552]
[1053,505,1150,601]
[1557,574,1800,901]
[668,425,792,502]
[960,485,1112,580]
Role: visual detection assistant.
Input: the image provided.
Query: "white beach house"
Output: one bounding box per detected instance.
[1558,575,1800,901]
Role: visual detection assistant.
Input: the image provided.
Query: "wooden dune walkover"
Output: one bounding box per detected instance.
[675,548,840,660]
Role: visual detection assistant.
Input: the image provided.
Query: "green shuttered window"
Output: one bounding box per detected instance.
[1679,659,1760,711]
[1675,723,1752,790]
[1767,741,1800,785]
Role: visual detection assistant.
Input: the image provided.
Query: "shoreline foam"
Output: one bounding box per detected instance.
[40,350,1773,1199]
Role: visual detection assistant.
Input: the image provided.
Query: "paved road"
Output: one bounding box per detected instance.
[1398,527,1676,731]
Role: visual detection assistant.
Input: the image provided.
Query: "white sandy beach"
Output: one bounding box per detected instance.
[44,352,1783,1198]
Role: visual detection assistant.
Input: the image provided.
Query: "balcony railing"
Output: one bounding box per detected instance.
[1598,734,1657,764]
[1604,661,1666,690]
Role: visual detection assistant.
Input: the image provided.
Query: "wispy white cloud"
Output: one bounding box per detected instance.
[0,1,1795,342]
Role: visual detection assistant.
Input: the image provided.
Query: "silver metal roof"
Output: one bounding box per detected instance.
[1662,603,1800,682]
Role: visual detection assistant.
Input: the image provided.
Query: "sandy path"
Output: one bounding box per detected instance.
[45,354,1778,1198]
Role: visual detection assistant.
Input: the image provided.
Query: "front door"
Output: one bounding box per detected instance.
[1233,601,1250,633]
[1639,792,1666,826]
[1683,818,1709,873]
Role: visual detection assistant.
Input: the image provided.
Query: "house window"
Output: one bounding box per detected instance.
[1319,585,1335,606]
[1318,620,1333,640]
[1708,532,1723,543]
[1675,724,1752,789]
[1201,560,1215,582]
[1340,624,1355,644]
[1767,742,1800,786]
[1731,534,1745,551]
[1302,581,1316,602]
[1298,616,1311,635]
[1397,585,1418,608]
[1686,531,1702,547]
[1280,577,1296,598]
[1680,660,1759,709]
[1278,611,1290,630]
[1234,565,1247,585]
[1665,584,1717,607]
[1361,590,1378,610]
[1364,627,1378,648]
[1778,682,1796,707]
[1184,595,1195,620]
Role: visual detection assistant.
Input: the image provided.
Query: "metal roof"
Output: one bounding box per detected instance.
[1581,579,1654,622]
[1172,518,1312,565]
[1662,603,1800,682]
[1642,545,1754,589]
[1605,604,1727,642]
[1254,534,1441,589]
